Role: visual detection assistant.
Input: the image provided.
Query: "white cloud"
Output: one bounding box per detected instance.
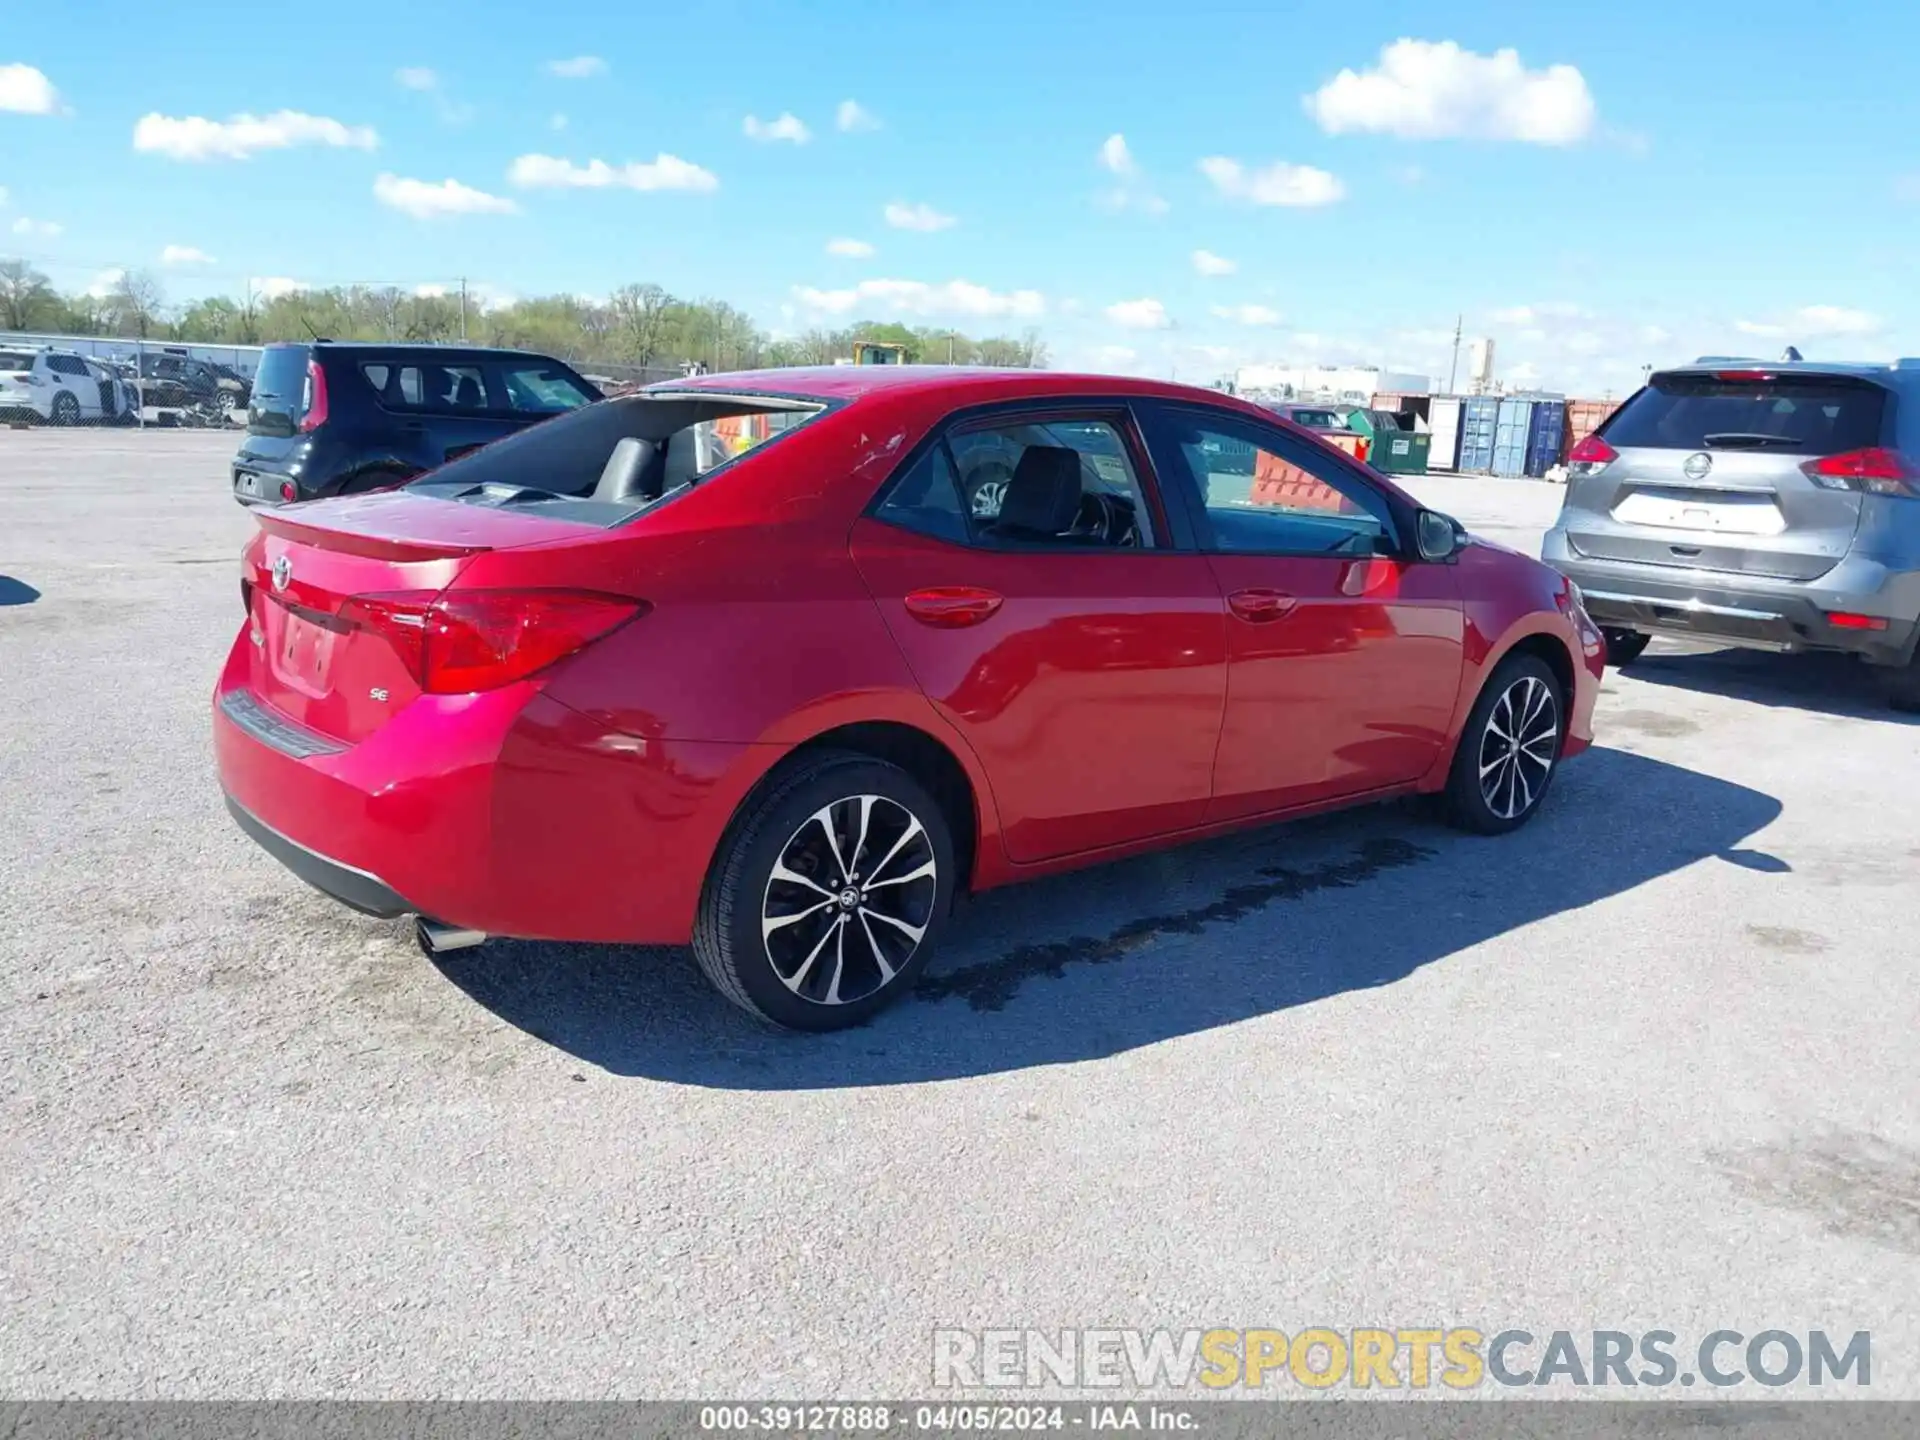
[743,112,811,144]
[395,66,438,91]
[253,277,306,300]
[546,56,607,79]
[793,278,1044,320]
[1200,156,1344,207]
[1736,306,1881,340]
[836,99,879,133]
[374,172,518,219]
[1094,133,1168,215]
[884,200,956,231]
[132,110,378,161]
[1490,302,1587,326]
[1396,164,1427,186]
[1106,298,1170,329]
[1192,249,1236,277]
[10,217,60,238]
[413,283,447,298]
[160,245,214,265]
[86,268,124,298]
[0,64,61,115]
[508,152,719,192]
[826,237,875,258]
[1098,133,1136,177]
[550,113,568,132]
[1307,39,1597,144]
[1211,303,1283,327]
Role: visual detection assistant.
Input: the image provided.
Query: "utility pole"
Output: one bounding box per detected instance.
[458,278,468,341]
[947,331,955,364]
[1447,313,1463,395]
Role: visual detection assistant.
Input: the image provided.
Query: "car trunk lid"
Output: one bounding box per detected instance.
[1563,370,1887,581]
[239,492,608,745]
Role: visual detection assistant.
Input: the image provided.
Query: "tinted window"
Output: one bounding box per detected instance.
[1152,410,1393,556]
[1604,374,1887,456]
[1286,408,1342,430]
[0,351,35,370]
[363,362,488,413]
[875,445,972,546]
[946,416,1153,548]
[48,355,88,376]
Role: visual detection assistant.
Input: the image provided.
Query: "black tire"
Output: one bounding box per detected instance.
[1602,627,1651,667]
[693,750,955,1031]
[1882,651,1920,714]
[1440,653,1566,835]
[50,392,80,427]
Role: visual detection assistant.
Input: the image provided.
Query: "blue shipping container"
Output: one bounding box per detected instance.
[1493,397,1533,477]
[1457,396,1501,473]
[1525,400,1567,478]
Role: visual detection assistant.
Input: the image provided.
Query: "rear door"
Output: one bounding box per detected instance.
[851,406,1228,864]
[1563,370,1886,580]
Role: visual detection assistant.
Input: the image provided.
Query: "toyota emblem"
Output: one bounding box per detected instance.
[270,554,292,592]
[1682,452,1714,480]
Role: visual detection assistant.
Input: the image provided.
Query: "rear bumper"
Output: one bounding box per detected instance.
[1547,531,1920,667]
[224,795,411,917]
[212,633,779,944]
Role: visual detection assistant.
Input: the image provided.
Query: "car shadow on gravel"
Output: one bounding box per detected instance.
[1622,645,1916,724]
[433,745,1782,1088]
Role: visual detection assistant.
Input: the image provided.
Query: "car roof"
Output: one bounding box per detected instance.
[295,340,565,362]
[657,364,1271,411]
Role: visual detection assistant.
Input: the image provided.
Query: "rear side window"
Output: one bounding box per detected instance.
[0,351,35,370]
[1605,374,1887,456]
[874,445,972,546]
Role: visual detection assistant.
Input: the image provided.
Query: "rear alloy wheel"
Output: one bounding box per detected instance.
[1602,627,1651,667]
[50,392,80,427]
[1442,655,1565,835]
[694,752,954,1030]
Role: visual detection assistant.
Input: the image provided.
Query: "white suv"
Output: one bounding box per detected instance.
[0,347,134,426]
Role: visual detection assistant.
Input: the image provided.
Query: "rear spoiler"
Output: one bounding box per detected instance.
[255,500,496,563]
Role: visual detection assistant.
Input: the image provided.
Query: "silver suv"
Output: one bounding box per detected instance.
[1542,359,1920,711]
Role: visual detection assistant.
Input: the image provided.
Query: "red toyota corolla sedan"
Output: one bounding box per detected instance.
[214,367,1604,1030]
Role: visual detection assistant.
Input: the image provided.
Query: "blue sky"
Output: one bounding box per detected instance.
[3,0,1915,394]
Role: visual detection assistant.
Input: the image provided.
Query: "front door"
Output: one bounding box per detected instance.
[1138,403,1465,822]
[851,408,1228,864]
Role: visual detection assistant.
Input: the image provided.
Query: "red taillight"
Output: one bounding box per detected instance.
[1568,434,1618,467]
[1800,447,1920,497]
[1714,370,1776,382]
[279,480,296,502]
[297,358,328,433]
[1827,612,1889,631]
[338,589,644,693]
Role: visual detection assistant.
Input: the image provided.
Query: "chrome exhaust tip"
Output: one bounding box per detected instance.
[415,917,488,955]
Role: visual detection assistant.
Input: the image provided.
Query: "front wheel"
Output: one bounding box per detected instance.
[50,392,80,427]
[1441,654,1566,835]
[693,752,955,1031]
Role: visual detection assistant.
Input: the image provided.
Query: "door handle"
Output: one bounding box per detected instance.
[1227,588,1298,623]
[904,586,1004,628]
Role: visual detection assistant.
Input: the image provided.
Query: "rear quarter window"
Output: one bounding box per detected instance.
[1605,374,1887,456]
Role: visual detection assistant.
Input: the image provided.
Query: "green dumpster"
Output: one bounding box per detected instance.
[1347,408,1432,476]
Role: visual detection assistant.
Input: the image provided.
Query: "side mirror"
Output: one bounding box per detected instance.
[1415,509,1463,562]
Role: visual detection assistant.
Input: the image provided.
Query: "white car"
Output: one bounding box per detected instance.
[0,346,135,426]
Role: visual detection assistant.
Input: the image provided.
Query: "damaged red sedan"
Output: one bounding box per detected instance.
[214,367,1604,1030]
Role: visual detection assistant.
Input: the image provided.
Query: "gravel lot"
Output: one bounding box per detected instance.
[2,431,1916,1399]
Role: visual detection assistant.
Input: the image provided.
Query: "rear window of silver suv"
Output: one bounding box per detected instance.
[1604,372,1886,456]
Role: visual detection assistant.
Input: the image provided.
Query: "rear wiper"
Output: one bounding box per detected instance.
[1702,432,1800,448]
